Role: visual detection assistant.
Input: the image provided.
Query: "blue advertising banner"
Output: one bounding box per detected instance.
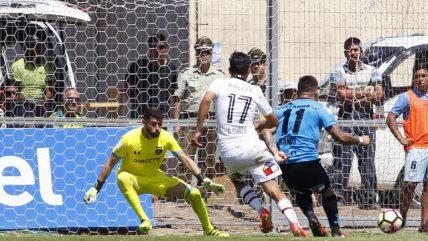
[0,127,154,230]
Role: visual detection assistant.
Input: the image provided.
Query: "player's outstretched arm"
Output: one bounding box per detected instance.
[326,125,370,146]
[175,150,224,195]
[84,154,119,204]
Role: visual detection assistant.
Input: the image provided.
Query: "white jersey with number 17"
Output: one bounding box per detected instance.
[208,77,273,152]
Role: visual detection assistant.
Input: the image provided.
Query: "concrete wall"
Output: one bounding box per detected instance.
[191,0,428,84]
[65,0,427,118]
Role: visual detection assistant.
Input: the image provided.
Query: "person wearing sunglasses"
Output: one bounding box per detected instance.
[125,33,178,119]
[48,87,84,128]
[171,36,226,199]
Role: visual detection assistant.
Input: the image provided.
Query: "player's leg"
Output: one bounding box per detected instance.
[166,181,210,229]
[247,157,305,236]
[402,148,428,227]
[294,192,328,237]
[400,181,417,226]
[116,172,152,233]
[259,179,306,237]
[165,177,229,237]
[319,187,346,237]
[282,161,329,237]
[259,179,296,222]
[417,149,428,232]
[419,180,428,232]
[232,178,264,213]
[231,177,272,233]
[231,145,305,236]
[220,143,277,233]
[313,158,346,237]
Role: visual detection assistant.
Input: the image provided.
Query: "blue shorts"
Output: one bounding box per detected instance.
[404,148,428,183]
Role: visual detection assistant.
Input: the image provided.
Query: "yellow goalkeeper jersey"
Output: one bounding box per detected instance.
[113,127,182,175]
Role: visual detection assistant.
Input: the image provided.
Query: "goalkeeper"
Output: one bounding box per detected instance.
[84,107,228,237]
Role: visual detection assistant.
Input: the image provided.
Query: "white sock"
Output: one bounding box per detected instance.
[277,198,298,223]
[239,185,264,213]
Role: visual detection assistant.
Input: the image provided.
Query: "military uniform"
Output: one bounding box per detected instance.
[174,65,225,184]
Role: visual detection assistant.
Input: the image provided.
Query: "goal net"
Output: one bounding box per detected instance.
[0,0,425,234]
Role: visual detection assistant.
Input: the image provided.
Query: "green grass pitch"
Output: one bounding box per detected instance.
[0,230,427,241]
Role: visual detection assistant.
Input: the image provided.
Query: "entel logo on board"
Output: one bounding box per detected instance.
[0,148,63,206]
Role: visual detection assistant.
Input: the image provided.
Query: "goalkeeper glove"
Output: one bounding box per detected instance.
[83,180,104,204]
[195,173,224,195]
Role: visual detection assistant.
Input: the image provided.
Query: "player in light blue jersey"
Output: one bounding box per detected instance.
[262,75,370,237]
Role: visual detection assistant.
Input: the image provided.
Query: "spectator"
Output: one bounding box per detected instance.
[261,75,370,237]
[330,37,384,210]
[171,36,225,189]
[386,63,428,232]
[0,80,34,128]
[125,33,178,118]
[247,47,267,95]
[11,34,55,117]
[279,81,298,105]
[49,87,84,128]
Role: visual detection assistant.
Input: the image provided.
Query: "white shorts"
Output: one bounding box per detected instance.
[220,141,282,184]
[404,148,428,182]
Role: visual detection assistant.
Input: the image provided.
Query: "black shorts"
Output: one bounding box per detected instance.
[280,160,331,195]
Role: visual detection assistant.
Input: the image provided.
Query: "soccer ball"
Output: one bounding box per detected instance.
[377,209,403,233]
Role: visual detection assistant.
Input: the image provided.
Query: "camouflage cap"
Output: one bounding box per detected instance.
[194,36,213,50]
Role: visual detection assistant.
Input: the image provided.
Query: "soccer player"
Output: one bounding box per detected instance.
[83,107,228,237]
[261,75,370,237]
[386,63,428,232]
[192,51,306,237]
